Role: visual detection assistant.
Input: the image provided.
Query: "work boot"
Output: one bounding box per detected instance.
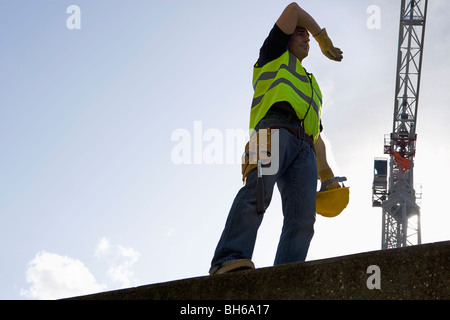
[210,259,255,275]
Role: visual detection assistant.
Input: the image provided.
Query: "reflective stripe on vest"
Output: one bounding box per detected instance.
[250,50,322,143]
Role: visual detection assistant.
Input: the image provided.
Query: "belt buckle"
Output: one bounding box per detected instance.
[298,120,305,140]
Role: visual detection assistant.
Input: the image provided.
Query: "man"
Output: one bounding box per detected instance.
[209,2,343,275]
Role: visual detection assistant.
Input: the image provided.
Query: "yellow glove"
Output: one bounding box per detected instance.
[314,28,343,62]
[318,168,340,190]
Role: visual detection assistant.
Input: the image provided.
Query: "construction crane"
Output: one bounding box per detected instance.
[372,0,428,249]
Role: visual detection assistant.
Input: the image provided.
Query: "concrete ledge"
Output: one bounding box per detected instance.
[69,241,449,300]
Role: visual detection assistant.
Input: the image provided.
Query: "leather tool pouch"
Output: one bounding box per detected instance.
[241,128,272,183]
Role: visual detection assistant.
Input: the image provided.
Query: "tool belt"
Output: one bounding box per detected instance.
[241,125,314,182]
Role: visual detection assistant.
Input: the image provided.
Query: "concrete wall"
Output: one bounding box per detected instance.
[68,241,449,300]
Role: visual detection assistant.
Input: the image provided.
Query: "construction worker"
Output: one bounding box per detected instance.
[209,2,343,275]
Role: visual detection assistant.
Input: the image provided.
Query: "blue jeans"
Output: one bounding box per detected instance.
[210,119,317,274]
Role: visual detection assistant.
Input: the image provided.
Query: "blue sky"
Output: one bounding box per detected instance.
[1,0,449,299]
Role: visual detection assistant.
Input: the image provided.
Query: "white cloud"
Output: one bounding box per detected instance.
[94,237,111,256]
[319,79,335,110]
[319,132,340,175]
[166,227,175,238]
[94,237,141,288]
[20,251,106,300]
[21,238,141,300]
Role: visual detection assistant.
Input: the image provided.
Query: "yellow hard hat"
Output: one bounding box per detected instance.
[316,177,350,218]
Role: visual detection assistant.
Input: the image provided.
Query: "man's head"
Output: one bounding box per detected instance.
[287,27,310,62]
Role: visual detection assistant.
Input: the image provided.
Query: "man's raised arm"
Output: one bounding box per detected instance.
[276,2,343,61]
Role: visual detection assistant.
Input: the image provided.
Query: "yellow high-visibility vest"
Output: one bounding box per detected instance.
[250,50,322,143]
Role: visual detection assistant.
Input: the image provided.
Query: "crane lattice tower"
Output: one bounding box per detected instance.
[372,0,428,249]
